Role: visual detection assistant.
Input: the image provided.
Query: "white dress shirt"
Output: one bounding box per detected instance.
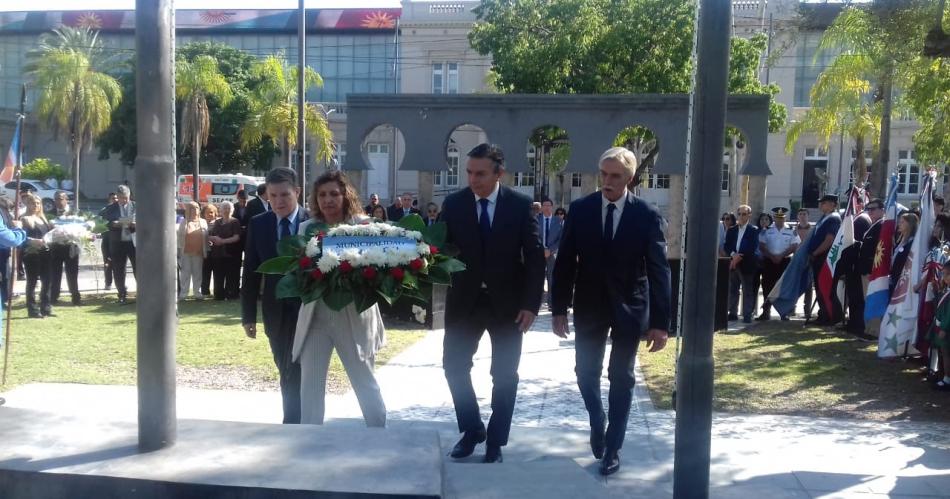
[733,223,748,256]
[601,189,627,239]
[474,182,500,225]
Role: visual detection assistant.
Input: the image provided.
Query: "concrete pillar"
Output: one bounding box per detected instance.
[747,175,767,216]
[581,173,598,196]
[346,170,365,197]
[418,172,435,207]
[667,174,685,259]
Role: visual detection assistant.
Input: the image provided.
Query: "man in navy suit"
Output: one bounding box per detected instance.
[441,144,545,464]
[552,147,671,476]
[724,204,760,323]
[241,167,307,424]
[537,198,563,308]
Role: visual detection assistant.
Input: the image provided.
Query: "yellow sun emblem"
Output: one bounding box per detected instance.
[873,239,885,268]
[361,11,395,29]
[75,12,103,29]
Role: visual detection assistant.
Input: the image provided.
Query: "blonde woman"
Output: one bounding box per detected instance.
[178,202,208,299]
[21,192,52,318]
[293,170,386,427]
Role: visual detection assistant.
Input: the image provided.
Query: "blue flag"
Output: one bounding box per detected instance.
[769,232,813,318]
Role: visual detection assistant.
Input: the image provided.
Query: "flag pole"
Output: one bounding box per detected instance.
[2,84,27,386]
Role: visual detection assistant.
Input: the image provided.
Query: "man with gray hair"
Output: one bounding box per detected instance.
[552,146,671,476]
[101,184,136,304]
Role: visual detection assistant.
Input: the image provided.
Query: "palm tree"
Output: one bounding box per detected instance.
[240,54,334,172]
[25,27,121,202]
[785,48,882,190]
[176,55,234,199]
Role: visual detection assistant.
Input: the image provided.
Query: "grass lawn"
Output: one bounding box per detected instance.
[638,320,950,423]
[0,295,427,394]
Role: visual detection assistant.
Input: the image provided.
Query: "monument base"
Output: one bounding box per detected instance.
[0,407,443,499]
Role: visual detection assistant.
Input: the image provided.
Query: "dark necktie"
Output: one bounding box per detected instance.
[604,203,616,241]
[544,217,551,247]
[478,198,491,241]
[279,217,291,240]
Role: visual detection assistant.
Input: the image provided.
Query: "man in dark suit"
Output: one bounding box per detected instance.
[242,183,269,226]
[552,146,671,476]
[857,198,884,337]
[808,194,842,325]
[387,192,421,222]
[724,204,760,324]
[49,191,81,305]
[424,202,440,226]
[241,167,307,424]
[537,198,563,308]
[101,185,136,304]
[441,143,545,464]
[364,192,381,216]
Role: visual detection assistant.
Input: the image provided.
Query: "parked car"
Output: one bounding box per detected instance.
[1,180,74,213]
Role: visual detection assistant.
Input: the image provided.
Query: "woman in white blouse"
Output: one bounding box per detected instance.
[293,170,387,427]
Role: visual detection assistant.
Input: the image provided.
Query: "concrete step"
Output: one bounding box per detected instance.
[443,456,606,499]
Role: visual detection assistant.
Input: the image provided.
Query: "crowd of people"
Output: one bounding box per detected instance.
[720,190,950,391]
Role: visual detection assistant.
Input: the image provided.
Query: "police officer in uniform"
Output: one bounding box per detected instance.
[757,207,800,321]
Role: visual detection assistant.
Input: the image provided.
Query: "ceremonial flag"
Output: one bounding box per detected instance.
[865,173,899,323]
[0,116,22,183]
[769,231,812,317]
[817,189,858,319]
[878,170,935,358]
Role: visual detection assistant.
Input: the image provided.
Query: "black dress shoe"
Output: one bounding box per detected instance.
[590,412,606,459]
[483,445,503,463]
[728,314,739,321]
[754,312,770,321]
[600,449,620,476]
[450,429,486,459]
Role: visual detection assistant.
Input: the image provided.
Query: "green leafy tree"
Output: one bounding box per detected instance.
[240,54,334,169]
[25,27,122,199]
[176,55,234,196]
[470,0,785,189]
[21,158,68,182]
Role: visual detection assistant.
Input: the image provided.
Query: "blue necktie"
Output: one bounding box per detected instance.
[279,217,291,240]
[604,204,616,241]
[478,198,491,241]
[544,217,551,247]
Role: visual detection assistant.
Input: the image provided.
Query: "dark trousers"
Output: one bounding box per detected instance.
[23,251,51,315]
[443,291,523,446]
[728,269,760,320]
[0,248,9,305]
[111,239,136,298]
[101,234,113,288]
[761,257,790,314]
[575,314,640,451]
[210,256,241,300]
[266,301,302,424]
[845,270,865,332]
[50,244,80,304]
[201,257,212,296]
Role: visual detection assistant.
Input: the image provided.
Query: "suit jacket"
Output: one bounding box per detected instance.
[537,214,563,253]
[243,197,267,226]
[551,191,671,336]
[292,218,386,363]
[724,223,760,274]
[101,201,136,243]
[387,204,420,222]
[241,209,308,335]
[441,185,545,322]
[857,218,882,275]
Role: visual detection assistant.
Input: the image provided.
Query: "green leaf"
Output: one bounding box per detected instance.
[376,288,398,306]
[277,235,307,257]
[427,265,451,285]
[422,222,447,248]
[305,222,329,238]
[257,256,297,274]
[398,213,426,233]
[381,274,396,297]
[436,258,467,273]
[275,273,301,299]
[353,291,377,313]
[324,287,353,311]
[402,272,419,289]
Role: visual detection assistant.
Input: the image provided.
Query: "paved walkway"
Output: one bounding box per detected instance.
[3,307,950,497]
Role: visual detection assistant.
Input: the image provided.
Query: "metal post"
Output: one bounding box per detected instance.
[297,0,307,201]
[673,0,731,497]
[135,0,177,451]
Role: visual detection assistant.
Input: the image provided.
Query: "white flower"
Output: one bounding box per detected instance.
[305,236,322,258]
[317,251,340,273]
[412,305,427,324]
[407,231,423,241]
[417,242,431,256]
[341,248,362,266]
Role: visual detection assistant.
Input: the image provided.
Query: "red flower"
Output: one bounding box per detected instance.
[409,259,424,271]
[390,267,405,281]
[362,266,377,280]
[340,261,353,273]
[299,256,312,269]
[310,269,324,280]
[318,231,326,239]
[429,245,439,255]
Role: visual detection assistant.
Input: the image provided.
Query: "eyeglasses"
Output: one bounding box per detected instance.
[867,206,882,211]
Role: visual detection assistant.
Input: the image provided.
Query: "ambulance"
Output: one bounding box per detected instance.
[176,173,263,206]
